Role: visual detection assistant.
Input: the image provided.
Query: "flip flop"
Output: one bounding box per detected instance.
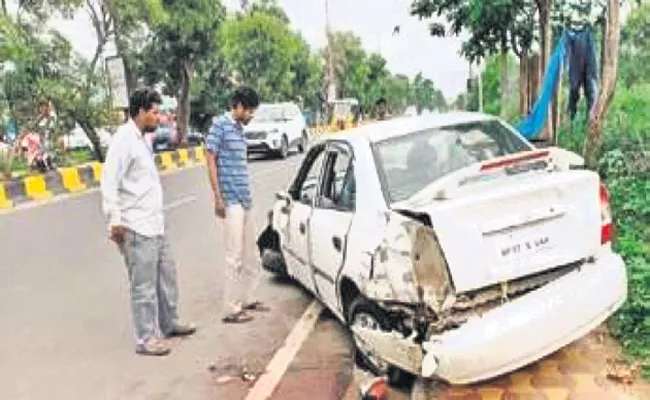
[243,301,270,312]
[222,310,254,324]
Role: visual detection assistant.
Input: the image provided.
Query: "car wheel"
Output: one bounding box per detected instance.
[277,135,289,159]
[347,297,413,387]
[298,131,308,153]
[261,249,288,277]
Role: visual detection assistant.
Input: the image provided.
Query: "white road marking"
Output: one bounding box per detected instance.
[163,195,197,211]
[245,300,324,400]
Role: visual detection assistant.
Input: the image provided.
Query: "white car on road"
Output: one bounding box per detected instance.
[258,112,627,385]
[245,102,308,159]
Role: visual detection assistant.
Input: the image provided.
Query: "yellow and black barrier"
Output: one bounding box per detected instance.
[0,146,207,210]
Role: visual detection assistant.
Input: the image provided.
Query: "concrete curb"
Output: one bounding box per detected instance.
[0,146,207,210]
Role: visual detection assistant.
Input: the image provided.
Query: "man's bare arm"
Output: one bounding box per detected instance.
[206,151,226,218]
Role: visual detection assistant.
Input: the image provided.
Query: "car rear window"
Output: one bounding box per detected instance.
[372,120,532,203]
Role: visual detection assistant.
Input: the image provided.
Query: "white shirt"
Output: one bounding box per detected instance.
[101,119,165,237]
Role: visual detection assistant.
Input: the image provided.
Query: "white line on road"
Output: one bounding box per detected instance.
[163,195,197,211]
[245,300,324,400]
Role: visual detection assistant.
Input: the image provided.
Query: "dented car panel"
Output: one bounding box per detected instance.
[259,113,628,384]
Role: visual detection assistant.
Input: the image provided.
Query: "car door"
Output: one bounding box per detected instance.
[308,142,355,311]
[280,143,328,293]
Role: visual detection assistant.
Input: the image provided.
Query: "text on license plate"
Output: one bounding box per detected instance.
[497,235,552,260]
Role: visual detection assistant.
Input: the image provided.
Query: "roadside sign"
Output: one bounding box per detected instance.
[105,56,129,109]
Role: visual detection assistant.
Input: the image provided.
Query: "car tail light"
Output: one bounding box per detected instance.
[361,377,389,400]
[600,182,614,244]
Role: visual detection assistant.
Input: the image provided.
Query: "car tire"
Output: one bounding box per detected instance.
[261,249,288,277]
[298,131,308,153]
[347,297,413,388]
[277,135,289,159]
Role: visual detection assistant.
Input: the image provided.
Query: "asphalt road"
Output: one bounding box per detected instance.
[1,149,647,400]
[0,151,332,400]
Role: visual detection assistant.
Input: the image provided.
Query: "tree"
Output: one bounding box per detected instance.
[108,0,167,94]
[220,12,303,102]
[138,0,226,144]
[411,0,532,117]
[189,50,233,133]
[248,0,290,24]
[1,2,119,162]
[583,0,620,167]
[321,31,366,100]
[618,2,650,87]
[410,72,445,114]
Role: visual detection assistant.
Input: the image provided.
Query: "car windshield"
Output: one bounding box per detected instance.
[372,119,532,203]
[253,106,286,122]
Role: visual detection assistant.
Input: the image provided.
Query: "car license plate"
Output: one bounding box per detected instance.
[496,232,552,262]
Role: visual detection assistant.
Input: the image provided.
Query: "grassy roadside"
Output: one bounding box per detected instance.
[557,84,650,377]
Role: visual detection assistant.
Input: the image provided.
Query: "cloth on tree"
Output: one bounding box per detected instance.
[515,34,567,140]
[566,28,599,121]
[516,28,599,140]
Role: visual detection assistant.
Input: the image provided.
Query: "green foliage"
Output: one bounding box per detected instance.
[219,12,307,102]
[465,54,519,119]
[619,3,650,88]
[558,82,650,376]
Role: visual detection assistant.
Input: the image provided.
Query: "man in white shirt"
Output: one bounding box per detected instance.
[101,87,196,356]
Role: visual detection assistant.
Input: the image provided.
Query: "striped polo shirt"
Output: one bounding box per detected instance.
[206,114,252,210]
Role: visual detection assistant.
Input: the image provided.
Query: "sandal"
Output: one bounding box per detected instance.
[222,310,254,324]
[242,301,270,312]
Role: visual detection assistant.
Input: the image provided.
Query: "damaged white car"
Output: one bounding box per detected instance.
[257,112,627,385]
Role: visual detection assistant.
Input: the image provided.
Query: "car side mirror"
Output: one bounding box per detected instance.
[275,191,292,213]
[275,191,290,202]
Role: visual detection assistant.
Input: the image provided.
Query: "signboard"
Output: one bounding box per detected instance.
[105,56,129,109]
[327,83,337,102]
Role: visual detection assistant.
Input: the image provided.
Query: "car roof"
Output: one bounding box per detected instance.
[316,112,498,146]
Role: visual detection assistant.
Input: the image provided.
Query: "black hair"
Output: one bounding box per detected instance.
[129,87,162,118]
[230,86,260,110]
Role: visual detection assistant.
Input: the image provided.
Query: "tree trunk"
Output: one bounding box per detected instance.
[583,0,620,168]
[538,0,554,141]
[500,49,508,117]
[176,61,193,146]
[79,121,104,162]
[519,53,527,117]
[528,54,540,112]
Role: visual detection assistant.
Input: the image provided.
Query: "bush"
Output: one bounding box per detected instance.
[559,84,650,375]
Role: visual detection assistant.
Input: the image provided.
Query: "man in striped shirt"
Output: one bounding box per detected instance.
[206,86,269,324]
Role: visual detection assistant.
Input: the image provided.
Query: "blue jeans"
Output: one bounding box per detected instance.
[120,229,180,347]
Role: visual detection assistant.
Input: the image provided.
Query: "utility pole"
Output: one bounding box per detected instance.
[325,0,336,102]
[477,59,483,112]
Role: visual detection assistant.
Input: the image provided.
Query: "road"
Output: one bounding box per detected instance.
[0,150,647,400]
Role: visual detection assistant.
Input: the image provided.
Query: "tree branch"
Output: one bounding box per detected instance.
[2,0,8,16]
[86,0,103,39]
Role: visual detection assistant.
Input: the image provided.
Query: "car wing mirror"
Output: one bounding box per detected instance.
[275,191,292,213]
